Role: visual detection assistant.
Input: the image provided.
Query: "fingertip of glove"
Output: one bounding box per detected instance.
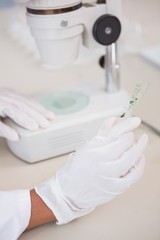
[123,156,145,184]
[135,156,146,178]
[25,122,39,131]
[97,117,116,137]
[129,116,141,127]
[138,134,149,147]
[0,124,20,141]
[141,133,149,143]
[39,119,50,128]
[7,132,19,141]
[106,117,117,126]
[46,111,55,120]
[103,117,117,129]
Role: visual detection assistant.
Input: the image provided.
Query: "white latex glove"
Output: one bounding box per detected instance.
[35,117,148,224]
[0,190,31,240]
[0,88,54,141]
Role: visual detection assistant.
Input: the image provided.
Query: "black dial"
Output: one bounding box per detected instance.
[93,14,121,45]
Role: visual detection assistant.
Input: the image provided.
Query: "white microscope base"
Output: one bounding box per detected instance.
[6,89,129,163]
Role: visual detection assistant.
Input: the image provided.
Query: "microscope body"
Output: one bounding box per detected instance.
[5,0,129,163]
[26,0,121,67]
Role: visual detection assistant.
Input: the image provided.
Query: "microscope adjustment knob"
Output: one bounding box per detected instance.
[93,14,121,46]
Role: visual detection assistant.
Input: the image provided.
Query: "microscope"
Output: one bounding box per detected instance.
[6,0,129,163]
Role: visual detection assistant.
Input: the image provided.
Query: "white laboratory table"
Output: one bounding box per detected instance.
[0,1,160,239]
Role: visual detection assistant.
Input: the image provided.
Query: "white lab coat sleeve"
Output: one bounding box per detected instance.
[0,190,31,240]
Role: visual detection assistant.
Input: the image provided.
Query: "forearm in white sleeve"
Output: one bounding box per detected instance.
[0,190,31,240]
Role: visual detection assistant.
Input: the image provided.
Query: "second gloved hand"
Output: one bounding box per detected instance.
[0,88,54,141]
[35,117,148,224]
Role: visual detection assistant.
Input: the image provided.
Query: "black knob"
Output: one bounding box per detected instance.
[93,14,121,46]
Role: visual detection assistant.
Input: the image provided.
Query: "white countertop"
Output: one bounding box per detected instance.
[0,0,160,239]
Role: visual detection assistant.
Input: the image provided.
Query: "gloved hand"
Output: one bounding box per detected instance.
[0,88,54,141]
[35,116,148,224]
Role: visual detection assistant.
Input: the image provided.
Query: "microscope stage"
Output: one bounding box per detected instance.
[6,89,129,163]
